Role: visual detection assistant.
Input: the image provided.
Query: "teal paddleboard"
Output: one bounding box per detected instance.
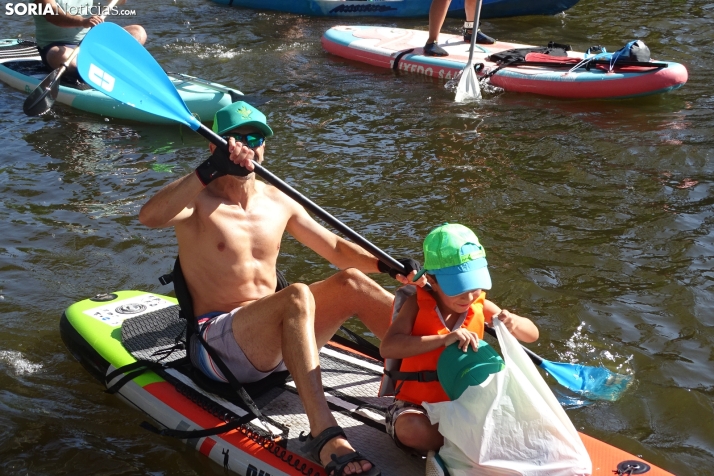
[0,39,241,124]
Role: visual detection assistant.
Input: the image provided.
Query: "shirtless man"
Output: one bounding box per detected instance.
[139,102,421,476]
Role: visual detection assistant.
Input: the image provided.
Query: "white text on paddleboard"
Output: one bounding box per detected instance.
[396,61,456,80]
[246,465,272,476]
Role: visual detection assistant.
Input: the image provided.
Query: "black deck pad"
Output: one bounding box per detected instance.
[0,40,39,59]
[121,305,187,363]
[121,305,290,405]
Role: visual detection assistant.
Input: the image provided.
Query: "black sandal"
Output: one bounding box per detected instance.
[299,426,381,476]
[326,451,381,476]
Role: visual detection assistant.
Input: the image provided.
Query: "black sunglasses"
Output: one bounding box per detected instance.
[223,132,265,149]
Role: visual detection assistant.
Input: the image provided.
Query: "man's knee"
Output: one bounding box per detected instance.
[283,283,314,312]
[46,47,71,69]
[334,268,375,291]
[125,25,147,45]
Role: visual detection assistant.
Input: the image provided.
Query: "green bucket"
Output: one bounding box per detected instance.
[437,340,505,400]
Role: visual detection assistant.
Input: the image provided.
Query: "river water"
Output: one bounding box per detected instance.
[1,0,712,474]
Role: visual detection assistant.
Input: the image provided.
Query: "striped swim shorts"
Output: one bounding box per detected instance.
[189,308,287,383]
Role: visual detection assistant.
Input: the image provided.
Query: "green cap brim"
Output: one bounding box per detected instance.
[218,121,274,138]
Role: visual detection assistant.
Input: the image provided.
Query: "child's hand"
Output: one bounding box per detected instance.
[492,308,540,343]
[444,328,480,352]
[497,309,524,335]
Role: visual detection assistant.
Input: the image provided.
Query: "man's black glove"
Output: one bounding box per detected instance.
[195,146,252,186]
[377,258,422,279]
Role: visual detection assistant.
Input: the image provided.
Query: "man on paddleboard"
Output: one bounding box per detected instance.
[139,102,422,476]
[424,0,494,57]
[31,0,146,78]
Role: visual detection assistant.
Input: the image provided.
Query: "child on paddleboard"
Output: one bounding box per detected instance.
[379,223,539,456]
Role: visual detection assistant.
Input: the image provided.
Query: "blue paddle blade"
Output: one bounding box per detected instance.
[76,23,201,130]
[540,360,633,402]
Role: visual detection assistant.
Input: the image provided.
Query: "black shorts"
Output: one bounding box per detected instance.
[38,42,78,68]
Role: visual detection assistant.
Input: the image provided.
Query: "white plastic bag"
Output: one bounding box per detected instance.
[423,318,592,476]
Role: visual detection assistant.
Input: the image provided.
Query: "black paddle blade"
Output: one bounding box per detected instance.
[23,69,61,116]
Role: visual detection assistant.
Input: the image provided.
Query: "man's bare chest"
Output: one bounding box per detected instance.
[199,201,288,255]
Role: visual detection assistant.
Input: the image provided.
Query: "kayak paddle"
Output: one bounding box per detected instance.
[23,0,120,117]
[75,22,405,273]
[77,23,632,402]
[484,326,632,401]
[455,0,483,102]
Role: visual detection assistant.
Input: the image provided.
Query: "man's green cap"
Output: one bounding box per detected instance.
[437,340,505,400]
[212,101,274,138]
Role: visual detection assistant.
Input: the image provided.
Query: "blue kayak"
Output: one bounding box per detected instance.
[208,0,582,18]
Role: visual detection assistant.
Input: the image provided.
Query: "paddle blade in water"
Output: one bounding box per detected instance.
[455,64,482,103]
[540,360,633,401]
[23,69,60,116]
[76,23,201,130]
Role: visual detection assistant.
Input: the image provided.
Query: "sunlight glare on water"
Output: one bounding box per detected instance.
[0,351,43,376]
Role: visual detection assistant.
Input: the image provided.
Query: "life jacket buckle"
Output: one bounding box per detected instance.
[417,371,433,382]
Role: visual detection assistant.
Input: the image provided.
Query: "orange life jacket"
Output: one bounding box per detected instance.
[384,286,486,405]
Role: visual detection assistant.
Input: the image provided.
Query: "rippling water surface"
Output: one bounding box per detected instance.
[1,1,713,474]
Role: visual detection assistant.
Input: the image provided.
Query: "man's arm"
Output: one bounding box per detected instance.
[35,0,101,28]
[285,203,380,273]
[284,198,426,285]
[140,139,253,228]
[138,172,203,228]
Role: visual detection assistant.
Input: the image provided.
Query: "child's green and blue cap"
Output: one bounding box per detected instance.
[212,101,274,137]
[413,223,492,296]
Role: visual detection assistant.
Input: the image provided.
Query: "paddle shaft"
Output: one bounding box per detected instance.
[193,125,405,271]
[484,325,544,365]
[465,0,484,65]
